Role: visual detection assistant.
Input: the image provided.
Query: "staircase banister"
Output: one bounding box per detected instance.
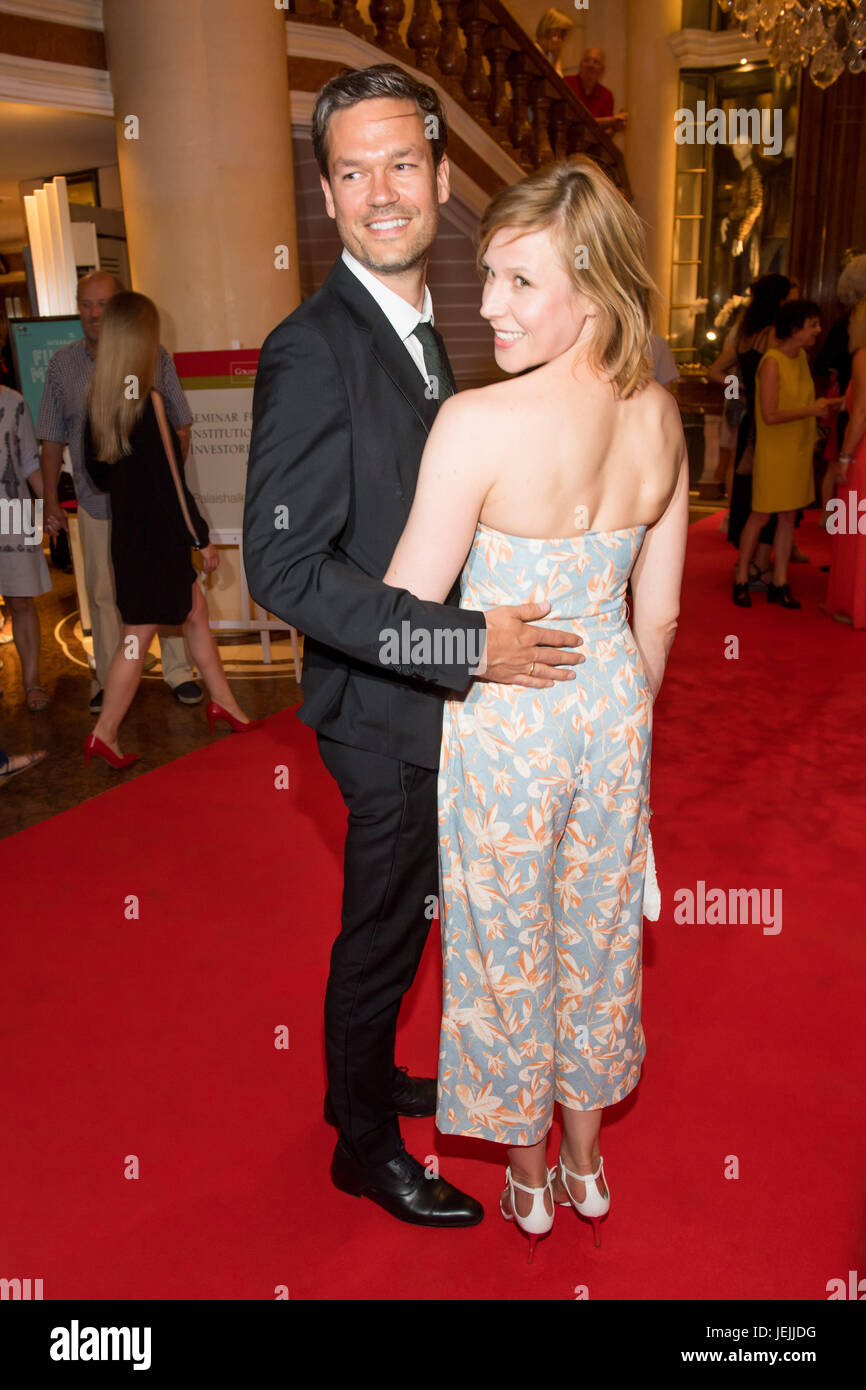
[283,0,630,197]
[470,0,630,197]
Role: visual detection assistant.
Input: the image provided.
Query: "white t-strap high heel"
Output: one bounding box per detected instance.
[554,1155,610,1247]
[500,1166,555,1263]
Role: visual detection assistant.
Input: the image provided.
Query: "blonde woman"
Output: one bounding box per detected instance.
[83,292,260,769]
[535,9,573,77]
[384,158,688,1258]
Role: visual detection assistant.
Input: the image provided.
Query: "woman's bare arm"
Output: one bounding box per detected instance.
[26,467,45,499]
[839,348,866,478]
[706,337,739,386]
[383,394,491,602]
[383,393,584,689]
[758,354,829,425]
[628,447,689,700]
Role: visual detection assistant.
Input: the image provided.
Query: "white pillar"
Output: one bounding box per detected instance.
[625,0,681,331]
[102,0,301,352]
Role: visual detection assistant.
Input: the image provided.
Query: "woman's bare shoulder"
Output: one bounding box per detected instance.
[628,378,683,438]
[434,377,528,438]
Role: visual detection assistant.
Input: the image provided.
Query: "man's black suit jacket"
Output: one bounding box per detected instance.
[242,257,486,771]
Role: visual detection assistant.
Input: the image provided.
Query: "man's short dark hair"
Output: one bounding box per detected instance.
[775,298,822,341]
[311,64,448,180]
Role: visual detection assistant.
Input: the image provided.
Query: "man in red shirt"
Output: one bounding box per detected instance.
[565,48,628,136]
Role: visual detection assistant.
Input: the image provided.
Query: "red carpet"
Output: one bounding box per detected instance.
[4,511,865,1300]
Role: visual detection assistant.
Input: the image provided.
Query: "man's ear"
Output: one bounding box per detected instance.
[436,154,451,207]
[320,174,336,220]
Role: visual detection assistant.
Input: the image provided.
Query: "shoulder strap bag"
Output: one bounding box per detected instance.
[151,389,201,547]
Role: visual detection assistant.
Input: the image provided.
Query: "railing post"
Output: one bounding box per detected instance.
[529,76,554,167]
[292,0,332,18]
[436,0,467,98]
[331,0,373,38]
[407,0,441,76]
[483,24,513,142]
[506,50,534,170]
[369,0,411,60]
[550,97,570,160]
[566,118,591,157]
[458,1,492,126]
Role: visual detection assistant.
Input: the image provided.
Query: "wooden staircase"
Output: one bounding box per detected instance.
[287,0,630,198]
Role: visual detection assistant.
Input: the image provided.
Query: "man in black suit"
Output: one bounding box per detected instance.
[243,65,581,1227]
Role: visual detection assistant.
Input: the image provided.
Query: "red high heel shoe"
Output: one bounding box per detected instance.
[206,701,263,735]
[84,734,138,770]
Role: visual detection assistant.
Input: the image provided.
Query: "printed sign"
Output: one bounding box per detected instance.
[9,316,83,427]
[174,349,259,532]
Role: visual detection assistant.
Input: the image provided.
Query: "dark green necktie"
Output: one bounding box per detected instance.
[413,320,457,403]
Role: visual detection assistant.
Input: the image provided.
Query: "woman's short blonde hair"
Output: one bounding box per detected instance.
[479,157,657,399]
[536,8,573,42]
[86,291,159,462]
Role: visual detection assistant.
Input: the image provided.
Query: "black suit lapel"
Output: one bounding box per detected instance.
[370,318,439,434]
[327,258,442,435]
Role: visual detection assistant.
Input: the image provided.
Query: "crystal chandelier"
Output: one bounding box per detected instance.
[716,0,866,87]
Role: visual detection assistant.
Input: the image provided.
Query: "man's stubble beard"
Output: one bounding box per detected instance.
[338,205,439,278]
[356,247,427,276]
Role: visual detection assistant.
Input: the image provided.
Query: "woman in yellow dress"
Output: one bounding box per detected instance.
[733,299,840,608]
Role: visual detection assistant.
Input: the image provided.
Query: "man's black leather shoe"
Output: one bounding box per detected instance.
[323,1067,436,1127]
[331,1138,484,1227]
[391,1066,436,1116]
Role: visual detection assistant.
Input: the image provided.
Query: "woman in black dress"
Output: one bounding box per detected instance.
[709,274,794,579]
[83,291,260,769]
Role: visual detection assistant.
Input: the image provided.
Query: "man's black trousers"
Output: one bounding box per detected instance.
[316,733,438,1165]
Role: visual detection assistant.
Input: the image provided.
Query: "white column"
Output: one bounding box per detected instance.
[625,0,681,331]
[102,0,301,352]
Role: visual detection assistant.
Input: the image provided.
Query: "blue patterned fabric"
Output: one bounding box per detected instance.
[436,523,652,1145]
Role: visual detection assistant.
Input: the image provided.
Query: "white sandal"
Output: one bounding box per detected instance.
[500,1166,555,1263]
[555,1155,610,1247]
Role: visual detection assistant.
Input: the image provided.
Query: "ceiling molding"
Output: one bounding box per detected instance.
[668,28,770,69]
[0,52,112,113]
[286,20,523,190]
[0,0,103,29]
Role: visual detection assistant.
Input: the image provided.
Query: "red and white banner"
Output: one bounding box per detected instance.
[174,349,260,533]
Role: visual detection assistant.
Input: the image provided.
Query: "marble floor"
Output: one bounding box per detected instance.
[0,558,303,841]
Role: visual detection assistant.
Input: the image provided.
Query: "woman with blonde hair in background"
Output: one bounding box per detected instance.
[83,291,260,769]
[383,157,688,1259]
[535,8,573,77]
